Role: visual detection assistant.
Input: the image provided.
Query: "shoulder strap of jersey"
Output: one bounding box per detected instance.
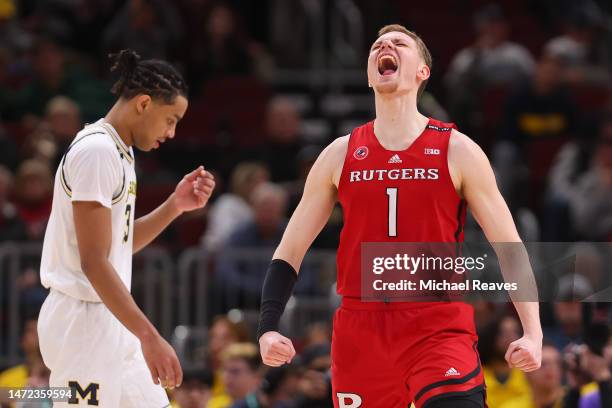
[60,130,126,204]
[426,118,457,132]
[346,120,374,152]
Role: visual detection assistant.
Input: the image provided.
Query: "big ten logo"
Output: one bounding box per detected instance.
[337,393,363,408]
[68,381,100,406]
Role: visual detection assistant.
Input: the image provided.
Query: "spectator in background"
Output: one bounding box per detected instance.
[571,244,607,296]
[226,182,288,249]
[0,165,28,241]
[563,326,612,408]
[500,55,578,145]
[496,54,579,207]
[44,96,82,161]
[170,368,214,408]
[446,4,535,88]
[208,343,262,408]
[26,0,118,56]
[256,97,304,183]
[184,2,271,91]
[546,302,584,351]
[202,162,269,252]
[283,144,342,249]
[542,116,602,240]
[301,322,332,349]
[12,159,53,241]
[479,316,532,408]
[445,4,535,133]
[215,183,289,300]
[269,0,309,68]
[230,365,299,408]
[500,344,564,408]
[0,318,49,404]
[293,343,333,408]
[543,114,612,241]
[544,3,612,85]
[12,38,65,119]
[285,145,321,214]
[21,96,82,169]
[11,38,110,122]
[0,4,31,121]
[207,316,251,408]
[567,122,612,240]
[20,126,57,169]
[0,0,31,55]
[102,0,183,61]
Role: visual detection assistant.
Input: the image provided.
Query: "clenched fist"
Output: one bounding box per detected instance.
[505,335,542,372]
[259,331,296,367]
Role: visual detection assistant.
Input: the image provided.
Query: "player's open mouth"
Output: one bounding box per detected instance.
[378,54,398,76]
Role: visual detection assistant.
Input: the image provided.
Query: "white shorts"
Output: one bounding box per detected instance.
[38,289,170,407]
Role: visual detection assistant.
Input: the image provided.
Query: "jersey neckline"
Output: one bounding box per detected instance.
[370,117,433,153]
[96,119,134,162]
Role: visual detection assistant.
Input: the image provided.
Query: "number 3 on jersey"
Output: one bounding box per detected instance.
[123,204,132,243]
[386,187,397,237]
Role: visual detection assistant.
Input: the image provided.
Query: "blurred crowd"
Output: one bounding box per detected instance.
[0,311,611,408]
[1,0,612,407]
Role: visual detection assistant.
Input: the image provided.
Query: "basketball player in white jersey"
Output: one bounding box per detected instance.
[37,49,215,407]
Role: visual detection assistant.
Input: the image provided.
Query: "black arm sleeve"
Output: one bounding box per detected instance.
[256,259,297,340]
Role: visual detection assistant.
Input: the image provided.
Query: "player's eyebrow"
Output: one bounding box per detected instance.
[174,113,182,121]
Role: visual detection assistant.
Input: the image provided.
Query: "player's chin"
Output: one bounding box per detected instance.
[143,142,158,152]
[133,141,154,152]
[373,81,399,94]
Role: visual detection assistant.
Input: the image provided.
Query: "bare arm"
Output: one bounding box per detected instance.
[259,137,347,366]
[133,166,214,253]
[450,129,542,371]
[273,137,347,271]
[73,201,182,388]
[132,197,182,253]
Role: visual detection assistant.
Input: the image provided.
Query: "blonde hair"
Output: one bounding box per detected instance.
[377,24,432,98]
[221,343,260,371]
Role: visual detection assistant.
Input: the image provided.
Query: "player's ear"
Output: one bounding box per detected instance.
[135,94,152,114]
[418,64,430,81]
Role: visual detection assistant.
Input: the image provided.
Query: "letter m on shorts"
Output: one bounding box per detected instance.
[68,381,100,406]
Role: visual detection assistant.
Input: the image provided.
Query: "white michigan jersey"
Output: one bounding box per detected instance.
[40,119,137,302]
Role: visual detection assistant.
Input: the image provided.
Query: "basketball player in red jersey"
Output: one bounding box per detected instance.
[257,24,542,408]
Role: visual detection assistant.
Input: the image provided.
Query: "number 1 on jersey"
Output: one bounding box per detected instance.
[386,187,397,237]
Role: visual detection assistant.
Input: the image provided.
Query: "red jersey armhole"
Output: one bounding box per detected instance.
[337,129,356,194]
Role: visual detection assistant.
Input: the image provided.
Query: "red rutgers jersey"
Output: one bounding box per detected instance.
[336,118,467,298]
[332,118,485,408]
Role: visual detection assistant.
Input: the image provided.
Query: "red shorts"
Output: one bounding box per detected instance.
[331,299,485,408]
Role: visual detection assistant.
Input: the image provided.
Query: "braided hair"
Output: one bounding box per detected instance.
[109,49,188,104]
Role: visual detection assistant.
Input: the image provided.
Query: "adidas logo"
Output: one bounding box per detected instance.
[445,367,461,377]
[388,154,402,163]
